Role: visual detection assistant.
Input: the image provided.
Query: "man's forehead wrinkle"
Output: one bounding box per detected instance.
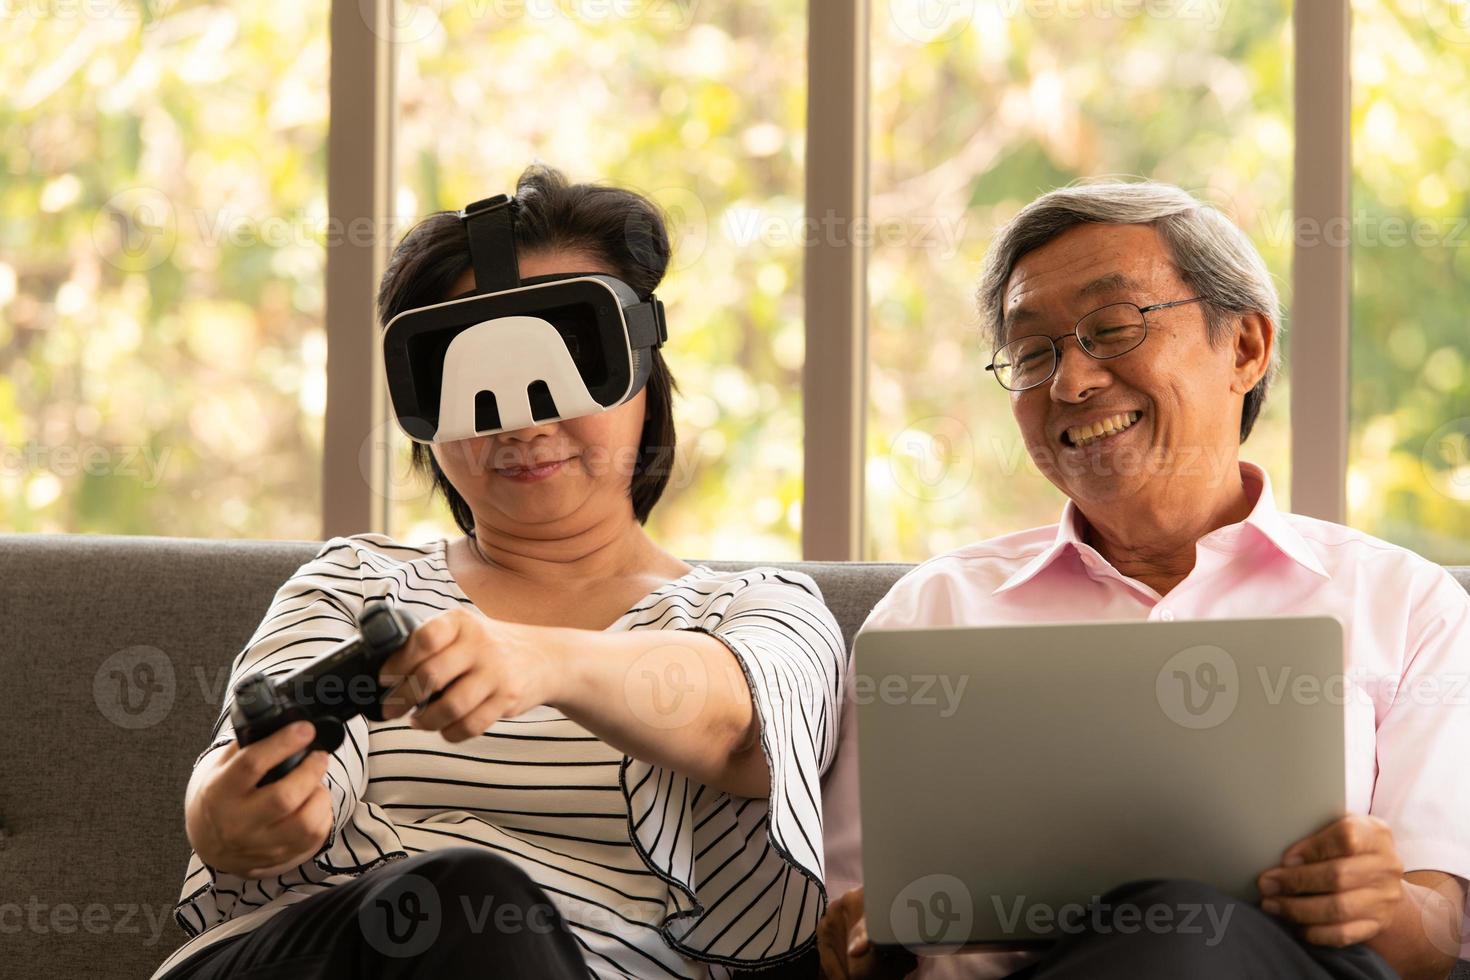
[1077,271,1146,299]
[1004,235,1180,325]
[1010,272,1146,320]
[1005,246,1119,307]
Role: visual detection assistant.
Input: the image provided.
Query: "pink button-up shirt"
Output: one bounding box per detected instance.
[823,462,1470,978]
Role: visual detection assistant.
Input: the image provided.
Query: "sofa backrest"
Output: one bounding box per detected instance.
[0,533,911,979]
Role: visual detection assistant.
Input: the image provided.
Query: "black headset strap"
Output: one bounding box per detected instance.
[624,298,668,351]
[460,194,520,294]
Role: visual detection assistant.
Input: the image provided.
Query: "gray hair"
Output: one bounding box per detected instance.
[976,180,1282,443]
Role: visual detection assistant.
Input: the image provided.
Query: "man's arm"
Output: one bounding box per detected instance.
[1368,870,1466,980]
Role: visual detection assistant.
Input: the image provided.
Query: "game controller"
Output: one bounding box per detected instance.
[231,601,423,786]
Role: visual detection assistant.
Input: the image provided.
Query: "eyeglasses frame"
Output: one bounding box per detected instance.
[985,296,1207,391]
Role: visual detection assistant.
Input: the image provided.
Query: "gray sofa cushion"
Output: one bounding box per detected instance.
[0,533,1465,979]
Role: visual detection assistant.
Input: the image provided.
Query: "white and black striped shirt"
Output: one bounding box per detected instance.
[152,533,847,979]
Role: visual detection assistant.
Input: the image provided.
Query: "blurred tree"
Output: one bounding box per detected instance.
[1,1,328,539]
[866,0,1295,559]
[386,0,809,560]
[1348,0,1470,563]
[4,0,1465,564]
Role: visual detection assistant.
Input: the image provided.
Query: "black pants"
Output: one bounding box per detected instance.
[159,848,590,979]
[761,878,1403,980]
[1007,878,1399,979]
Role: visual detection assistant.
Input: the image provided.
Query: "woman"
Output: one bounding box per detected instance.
[151,166,846,980]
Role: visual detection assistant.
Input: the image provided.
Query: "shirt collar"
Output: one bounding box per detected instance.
[1236,461,1330,579]
[992,498,1093,596]
[993,461,1329,596]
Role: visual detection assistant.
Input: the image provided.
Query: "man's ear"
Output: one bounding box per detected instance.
[1232,311,1274,395]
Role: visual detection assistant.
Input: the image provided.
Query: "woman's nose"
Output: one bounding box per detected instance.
[499,420,561,442]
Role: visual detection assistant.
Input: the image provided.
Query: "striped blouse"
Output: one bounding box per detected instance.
[151,533,846,980]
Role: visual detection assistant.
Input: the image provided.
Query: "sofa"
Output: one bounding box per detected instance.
[2,532,1467,979]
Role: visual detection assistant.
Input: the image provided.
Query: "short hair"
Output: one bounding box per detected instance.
[976,180,1282,442]
[376,164,678,527]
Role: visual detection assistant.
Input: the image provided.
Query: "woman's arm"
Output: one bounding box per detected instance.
[377,608,772,798]
[549,626,773,799]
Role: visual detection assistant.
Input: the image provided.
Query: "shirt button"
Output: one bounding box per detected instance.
[1159,609,1175,622]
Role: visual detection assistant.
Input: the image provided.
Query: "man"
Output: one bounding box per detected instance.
[817,181,1469,979]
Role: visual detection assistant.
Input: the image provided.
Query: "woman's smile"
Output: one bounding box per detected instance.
[494,456,574,482]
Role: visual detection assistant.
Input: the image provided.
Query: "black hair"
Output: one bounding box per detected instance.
[376,164,678,531]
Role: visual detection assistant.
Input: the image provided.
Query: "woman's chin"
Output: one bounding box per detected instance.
[487,489,590,527]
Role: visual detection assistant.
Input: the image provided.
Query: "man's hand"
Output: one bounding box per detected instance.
[817,888,918,980]
[1258,814,1465,980]
[1257,814,1405,947]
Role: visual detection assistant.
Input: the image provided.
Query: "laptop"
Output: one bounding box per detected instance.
[853,616,1346,949]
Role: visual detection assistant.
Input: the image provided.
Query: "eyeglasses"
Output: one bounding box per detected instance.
[985,297,1206,391]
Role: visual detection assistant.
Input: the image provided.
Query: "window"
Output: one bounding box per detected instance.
[865,0,1294,559]
[9,1,1468,567]
[1348,0,1470,563]
[2,3,329,537]
[384,1,808,560]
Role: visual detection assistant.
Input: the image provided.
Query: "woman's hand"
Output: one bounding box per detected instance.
[184,721,334,879]
[817,888,918,980]
[376,608,562,741]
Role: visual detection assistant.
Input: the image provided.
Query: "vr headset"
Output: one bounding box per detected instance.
[383,193,668,443]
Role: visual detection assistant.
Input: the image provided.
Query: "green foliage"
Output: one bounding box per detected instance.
[866,0,1297,559]
[866,0,1469,563]
[3,0,1465,563]
[1346,0,1470,562]
[388,0,808,559]
[1,2,328,539]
